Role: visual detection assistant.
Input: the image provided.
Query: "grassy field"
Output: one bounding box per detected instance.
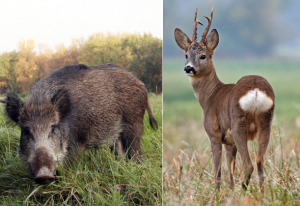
[0,94,162,205]
[163,58,300,205]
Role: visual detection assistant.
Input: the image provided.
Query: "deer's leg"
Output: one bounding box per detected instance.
[210,138,223,190]
[224,144,237,189]
[232,121,254,190]
[256,129,270,190]
[256,113,272,189]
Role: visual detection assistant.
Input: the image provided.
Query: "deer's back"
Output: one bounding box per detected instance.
[27,64,148,144]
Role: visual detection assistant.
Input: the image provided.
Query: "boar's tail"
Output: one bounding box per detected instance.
[146,101,158,130]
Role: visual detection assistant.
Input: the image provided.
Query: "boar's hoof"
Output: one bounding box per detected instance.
[34,175,55,185]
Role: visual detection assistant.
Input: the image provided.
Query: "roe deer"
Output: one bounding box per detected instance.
[174,8,275,190]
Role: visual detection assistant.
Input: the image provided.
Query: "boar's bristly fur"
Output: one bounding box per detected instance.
[4,63,157,184]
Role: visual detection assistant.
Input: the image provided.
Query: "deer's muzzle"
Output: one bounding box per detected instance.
[184,66,196,76]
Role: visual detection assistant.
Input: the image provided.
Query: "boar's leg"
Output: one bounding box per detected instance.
[110,138,125,157]
[120,121,143,161]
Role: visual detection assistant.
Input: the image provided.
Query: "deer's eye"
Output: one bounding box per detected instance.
[200,55,206,59]
[185,54,188,59]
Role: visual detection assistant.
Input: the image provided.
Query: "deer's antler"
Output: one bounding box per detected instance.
[192,8,203,43]
[199,7,214,45]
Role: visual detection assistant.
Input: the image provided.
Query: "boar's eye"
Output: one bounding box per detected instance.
[22,127,34,141]
[51,124,58,134]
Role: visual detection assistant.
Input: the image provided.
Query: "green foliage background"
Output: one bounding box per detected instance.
[0,33,162,94]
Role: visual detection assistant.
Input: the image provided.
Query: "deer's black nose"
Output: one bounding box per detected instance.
[184,66,196,75]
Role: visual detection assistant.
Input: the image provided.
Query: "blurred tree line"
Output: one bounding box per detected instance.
[164,0,297,58]
[0,33,162,94]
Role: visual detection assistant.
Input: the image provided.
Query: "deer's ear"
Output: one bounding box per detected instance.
[206,29,219,51]
[174,28,192,52]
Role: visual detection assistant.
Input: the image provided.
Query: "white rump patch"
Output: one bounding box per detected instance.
[239,88,273,113]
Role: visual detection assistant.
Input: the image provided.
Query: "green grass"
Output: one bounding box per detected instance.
[0,94,162,205]
[163,58,300,205]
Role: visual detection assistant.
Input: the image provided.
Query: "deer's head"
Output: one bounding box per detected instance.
[174,8,219,77]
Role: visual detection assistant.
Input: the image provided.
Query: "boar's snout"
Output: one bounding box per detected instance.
[30,147,57,184]
[34,172,55,184]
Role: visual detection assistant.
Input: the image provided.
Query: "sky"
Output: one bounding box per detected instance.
[0,0,162,53]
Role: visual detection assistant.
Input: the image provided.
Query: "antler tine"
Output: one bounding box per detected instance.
[192,8,204,42]
[199,7,214,45]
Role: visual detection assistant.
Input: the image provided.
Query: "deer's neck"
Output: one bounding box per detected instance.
[189,66,223,112]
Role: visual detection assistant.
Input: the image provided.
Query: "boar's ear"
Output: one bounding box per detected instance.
[5,92,24,123]
[51,89,70,120]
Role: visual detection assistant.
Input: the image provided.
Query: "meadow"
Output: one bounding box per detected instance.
[163,58,300,205]
[0,94,162,205]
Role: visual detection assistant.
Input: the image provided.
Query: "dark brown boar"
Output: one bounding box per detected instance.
[3,63,158,184]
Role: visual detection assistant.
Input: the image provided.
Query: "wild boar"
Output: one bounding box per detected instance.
[3,63,158,184]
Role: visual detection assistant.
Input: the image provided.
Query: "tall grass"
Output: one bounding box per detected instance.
[0,94,162,205]
[163,58,300,205]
